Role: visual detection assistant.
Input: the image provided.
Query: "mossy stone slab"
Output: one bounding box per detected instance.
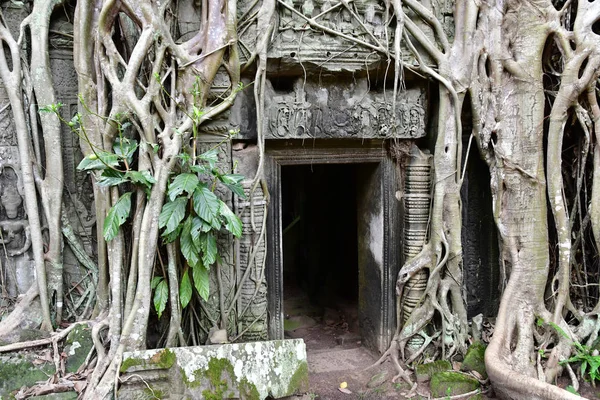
[415,360,452,382]
[118,339,309,399]
[461,341,487,379]
[0,353,54,398]
[28,392,78,400]
[64,323,94,373]
[430,371,481,399]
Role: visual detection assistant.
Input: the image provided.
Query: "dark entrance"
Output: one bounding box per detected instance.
[281,164,361,349]
[265,140,401,353]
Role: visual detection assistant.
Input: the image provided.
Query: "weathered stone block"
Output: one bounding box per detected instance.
[118,339,308,400]
[461,341,487,379]
[415,360,451,383]
[430,371,481,399]
[28,393,78,400]
[0,353,55,398]
[63,323,93,373]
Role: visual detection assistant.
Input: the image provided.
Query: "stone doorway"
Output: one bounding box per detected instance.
[265,140,400,354]
[281,163,363,351]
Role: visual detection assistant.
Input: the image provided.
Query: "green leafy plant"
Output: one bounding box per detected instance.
[537,316,600,384]
[565,385,581,396]
[159,143,244,310]
[42,98,245,321]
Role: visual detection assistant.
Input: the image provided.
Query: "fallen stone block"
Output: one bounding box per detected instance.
[415,360,452,383]
[63,323,93,373]
[430,371,481,399]
[0,352,55,398]
[461,341,487,379]
[118,339,309,399]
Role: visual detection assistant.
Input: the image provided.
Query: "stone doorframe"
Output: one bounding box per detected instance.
[264,139,401,353]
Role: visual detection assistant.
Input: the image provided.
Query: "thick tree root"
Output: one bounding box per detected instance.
[485,343,580,400]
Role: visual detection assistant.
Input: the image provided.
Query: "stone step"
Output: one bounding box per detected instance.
[307,347,377,374]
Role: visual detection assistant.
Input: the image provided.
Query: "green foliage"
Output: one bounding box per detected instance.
[193,185,221,226]
[538,316,600,384]
[168,173,200,200]
[562,341,600,383]
[152,277,168,319]
[155,145,245,314]
[565,385,580,396]
[45,96,245,322]
[159,197,188,235]
[103,192,132,241]
[180,270,193,308]
[193,264,210,301]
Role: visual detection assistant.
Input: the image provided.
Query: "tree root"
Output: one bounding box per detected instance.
[0,321,88,353]
[485,343,581,400]
[0,285,39,338]
[367,338,414,386]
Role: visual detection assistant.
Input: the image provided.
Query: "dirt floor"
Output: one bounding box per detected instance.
[281,282,600,399]
[282,287,489,400]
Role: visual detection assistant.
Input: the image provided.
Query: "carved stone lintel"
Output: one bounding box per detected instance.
[260,79,427,140]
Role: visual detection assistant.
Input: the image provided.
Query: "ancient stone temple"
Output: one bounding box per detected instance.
[0,0,497,359]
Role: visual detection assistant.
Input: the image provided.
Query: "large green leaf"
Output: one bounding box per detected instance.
[126,170,156,190]
[77,151,119,171]
[153,279,168,319]
[190,216,207,241]
[190,164,210,175]
[103,192,132,241]
[200,232,217,266]
[97,169,128,187]
[113,137,138,164]
[159,197,188,235]
[180,270,193,309]
[168,173,200,201]
[219,200,242,238]
[151,276,163,289]
[199,148,219,169]
[193,185,220,224]
[224,183,246,199]
[180,217,200,267]
[192,264,210,301]
[219,174,244,185]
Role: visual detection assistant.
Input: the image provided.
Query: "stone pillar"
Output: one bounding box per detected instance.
[402,145,432,348]
[232,144,268,341]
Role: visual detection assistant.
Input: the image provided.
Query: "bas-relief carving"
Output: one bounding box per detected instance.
[0,139,33,296]
[232,145,268,341]
[272,0,388,71]
[0,4,35,300]
[263,79,426,139]
[239,0,453,72]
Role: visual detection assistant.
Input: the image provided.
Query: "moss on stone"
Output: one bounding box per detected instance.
[149,349,176,369]
[286,361,309,396]
[64,324,93,374]
[144,387,165,399]
[28,392,78,399]
[239,377,260,400]
[120,356,145,373]
[461,341,487,379]
[415,360,452,382]
[120,349,176,374]
[430,371,481,399]
[0,353,55,398]
[201,358,236,399]
[283,319,301,331]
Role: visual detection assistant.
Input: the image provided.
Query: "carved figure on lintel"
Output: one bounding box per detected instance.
[0,166,30,257]
[276,106,292,137]
[409,106,425,137]
[377,105,391,136]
